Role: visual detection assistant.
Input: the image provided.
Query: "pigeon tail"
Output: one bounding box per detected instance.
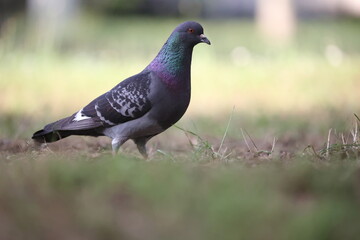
[32,129,103,143]
[32,115,104,143]
[32,129,70,143]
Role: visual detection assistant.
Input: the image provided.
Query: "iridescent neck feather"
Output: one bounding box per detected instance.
[147,32,194,88]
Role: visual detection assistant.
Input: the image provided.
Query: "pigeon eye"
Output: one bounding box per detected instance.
[187,28,194,33]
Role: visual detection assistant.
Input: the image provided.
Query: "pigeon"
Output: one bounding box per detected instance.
[32,21,211,158]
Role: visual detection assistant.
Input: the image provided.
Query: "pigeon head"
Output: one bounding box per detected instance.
[147,21,210,89]
[172,21,211,46]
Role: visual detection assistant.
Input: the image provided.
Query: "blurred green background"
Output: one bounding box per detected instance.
[1,1,360,239]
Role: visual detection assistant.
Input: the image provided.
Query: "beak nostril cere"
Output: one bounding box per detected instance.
[200,34,211,45]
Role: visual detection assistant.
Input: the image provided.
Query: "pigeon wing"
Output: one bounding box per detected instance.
[40,71,153,134]
[77,71,152,128]
[33,71,153,141]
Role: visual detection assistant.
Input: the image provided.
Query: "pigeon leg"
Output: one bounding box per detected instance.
[111,137,127,156]
[134,137,150,159]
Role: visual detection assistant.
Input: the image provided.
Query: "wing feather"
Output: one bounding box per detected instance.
[36,71,153,136]
[80,71,152,127]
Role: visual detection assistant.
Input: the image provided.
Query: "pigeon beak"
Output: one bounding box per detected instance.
[200,34,211,45]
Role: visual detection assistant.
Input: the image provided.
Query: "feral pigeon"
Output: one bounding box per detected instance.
[32,21,211,158]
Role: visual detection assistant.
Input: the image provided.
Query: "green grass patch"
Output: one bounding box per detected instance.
[0,153,360,239]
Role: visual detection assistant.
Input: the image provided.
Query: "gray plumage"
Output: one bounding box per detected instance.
[32,21,211,158]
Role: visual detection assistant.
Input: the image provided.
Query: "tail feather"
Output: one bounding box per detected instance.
[32,115,104,143]
[32,129,72,143]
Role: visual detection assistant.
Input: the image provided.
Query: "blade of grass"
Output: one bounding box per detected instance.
[218,106,235,155]
[241,128,252,152]
[243,128,259,152]
[271,137,277,153]
[354,113,360,123]
[327,128,332,158]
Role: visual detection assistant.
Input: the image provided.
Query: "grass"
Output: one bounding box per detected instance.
[0,113,359,239]
[0,152,360,240]
[1,16,360,239]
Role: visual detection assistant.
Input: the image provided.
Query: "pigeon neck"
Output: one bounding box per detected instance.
[148,33,194,89]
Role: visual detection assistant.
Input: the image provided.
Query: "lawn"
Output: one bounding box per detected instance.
[0,16,360,239]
